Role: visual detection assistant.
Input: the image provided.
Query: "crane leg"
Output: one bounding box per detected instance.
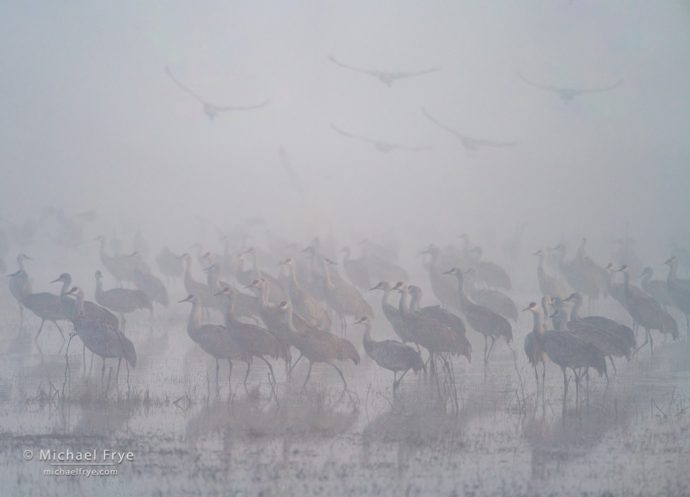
[562,367,568,407]
[226,360,234,394]
[608,356,617,375]
[533,365,539,390]
[19,304,24,329]
[648,329,654,354]
[115,357,122,386]
[82,344,86,375]
[329,362,349,392]
[488,336,497,360]
[396,368,411,391]
[120,314,126,331]
[243,362,251,395]
[483,335,488,365]
[101,357,106,387]
[301,362,313,393]
[393,372,398,394]
[34,320,46,344]
[290,352,304,374]
[541,361,546,394]
[259,356,277,389]
[215,359,220,393]
[54,321,65,341]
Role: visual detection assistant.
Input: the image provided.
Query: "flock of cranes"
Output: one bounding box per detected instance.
[2,226,690,408]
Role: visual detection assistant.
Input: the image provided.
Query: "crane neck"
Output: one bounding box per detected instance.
[409,291,422,312]
[569,297,582,322]
[453,273,472,310]
[666,261,678,282]
[95,277,103,297]
[187,300,202,333]
[223,296,237,327]
[530,309,543,335]
[397,288,411,316]
[361,321,373,349]
[250,251,259,278]
[17,256,26,272]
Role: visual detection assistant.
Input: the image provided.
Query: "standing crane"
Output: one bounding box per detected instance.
[444,268,512,365]
[354,316,423,393]
[534,249,569,299]
[8,254,32,326]
[178,294,249,392]
[216,287,288,394]
[320,257,374,335]
[368,281,414,344]
[63,287,137,387]
[523,302,547,391]
[94,271,152,330]
[279,258,332,331]
[524,302,606,406]
[665,256,690,338]
[276,300,359,393]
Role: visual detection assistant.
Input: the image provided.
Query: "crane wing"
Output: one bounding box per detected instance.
[328,56,381,77]
[165,65,208,104]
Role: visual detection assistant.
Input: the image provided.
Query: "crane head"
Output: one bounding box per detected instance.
[178,294,196,304]
[95,270,103,279]
[391,281,407,292]
[522,302,538,312]
[51,273,71,284]
[664,256,676,266]
[353,316,369,325]
[368,281,389,292]
[532,249,543,256]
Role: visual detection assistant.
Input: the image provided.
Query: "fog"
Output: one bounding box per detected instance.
[2,0,689,258]
[2,2,690,496]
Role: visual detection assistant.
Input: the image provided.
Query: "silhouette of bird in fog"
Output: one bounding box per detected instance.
[422,109,516,153]
[517,73,622,102]
[165,65,269,120]
[331,124,431,153]
[328,55,439,87]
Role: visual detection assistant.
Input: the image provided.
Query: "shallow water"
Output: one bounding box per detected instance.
[1,304,689,497]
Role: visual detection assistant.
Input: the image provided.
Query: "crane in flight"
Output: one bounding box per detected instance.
[328,56,439,87]
[165,65,269,119]
[331,123,431,154]
[517,72,622,102]
[422,108,516,153]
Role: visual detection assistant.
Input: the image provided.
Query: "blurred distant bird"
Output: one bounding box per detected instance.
[517,73,622,102]
[278,147,304,193]
[422,109,516,152]
[328,55,439,87]
[330,124,431,153]
[165,65,270,120]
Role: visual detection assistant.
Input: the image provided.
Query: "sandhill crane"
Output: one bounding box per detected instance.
[418,244,461,311]
[618,265,676,352]
[354,316,423,393]
[640,267,675,308]
[165,65,269,120]
[524,302,606,405]
[444,268,512,365]
[517,72,622,102]
[665,256,690,338]
[237,247,287,304]
[459,235,512,290]
[369,281,414,344]
[216,287,289,392]
[156,247,184,283]
[279,258,331,331]
[360,240,409,283]
[95,235,138,286]
[276,300,359,393]
[328,55,439,87]
[320,257,374,335]
[464,269,518,322]
[523,302,547,390]
[340,246,371,291]
[132,268,169,307]
[19,275,73,346]
[330,123,431,153]
[392,282,469,367]
[64,287,137,386]
[550,297,568,331]
[563,292,634,372]
[534,249,569,299]
[422,108,516,153]
[178,294,248,392]
[94,271,152,330]
[179,253,214,311]
[408,285,472,363]
[8,254,32,325]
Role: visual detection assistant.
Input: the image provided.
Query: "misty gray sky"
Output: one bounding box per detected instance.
[1,0,689,261]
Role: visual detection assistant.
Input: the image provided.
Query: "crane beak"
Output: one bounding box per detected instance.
[442,269,454,275]
[50,277,61,283]
[213,290,226,297]
[178,295,193,303]
[353,317,366,325]
[7,270,21,277]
